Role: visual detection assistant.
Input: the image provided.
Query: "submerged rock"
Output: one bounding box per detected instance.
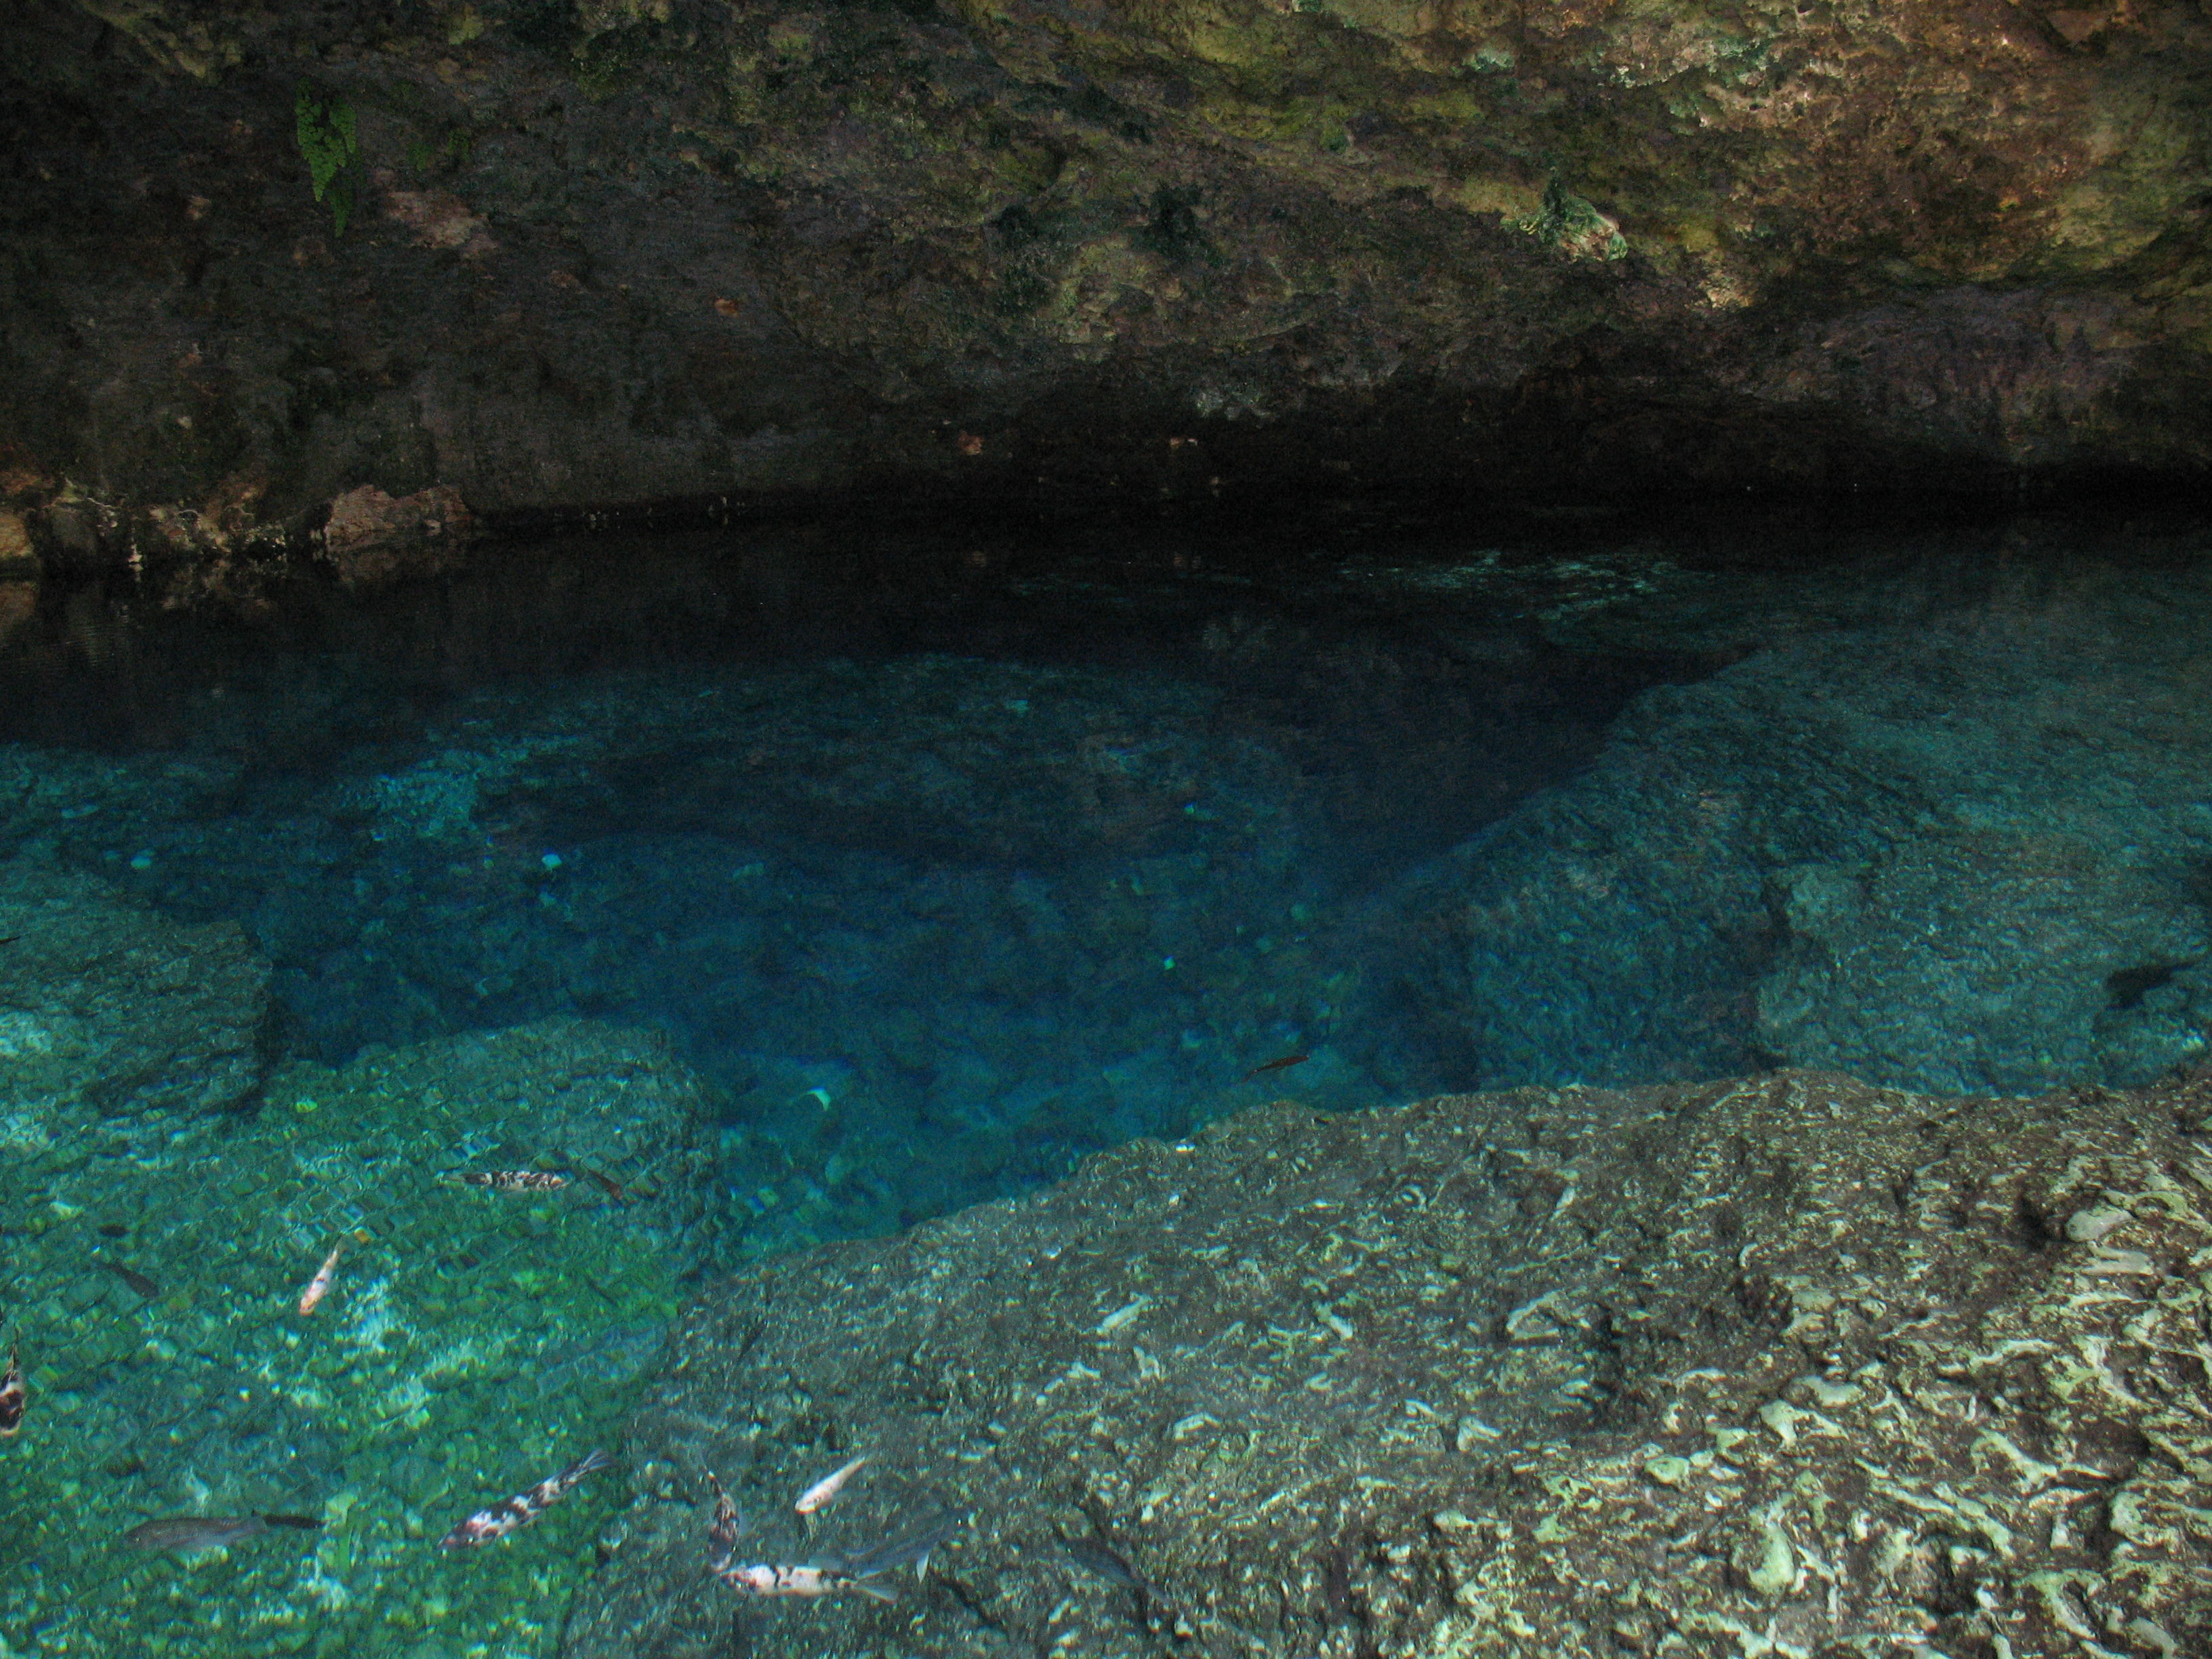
[1757,835,2210,1093]
[304,1016,730,1272]
[469,655,1307,867]
[0,857,268,1133]
[1395,550,2212,1097]
[0,1012,694,1656]
[565,1067,2212,1658]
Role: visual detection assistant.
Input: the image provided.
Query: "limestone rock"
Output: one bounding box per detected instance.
[564,1069,2212,1658]
[321,1017,726,1270]
[2,0,2206,542]
[1396,551,2212,1097]
[462,655,1302,865]
[1757,838,2210,1094]
[0,512,33,575]
[320,484,474,588]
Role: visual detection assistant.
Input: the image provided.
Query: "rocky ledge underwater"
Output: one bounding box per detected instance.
[1,502,2210,1657]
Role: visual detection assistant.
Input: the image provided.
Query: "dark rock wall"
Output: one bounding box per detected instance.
[2,0,2209,540]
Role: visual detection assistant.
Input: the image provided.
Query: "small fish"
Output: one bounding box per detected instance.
[297,1244,343,1316]
[705,1469,747,1559]
[123,1513,321,1553]
[99,1261,159,1299]
[0,1342,23,1438]
[1063,1536,1140,1589]
[707,1471,965,1601]
[710,1555,901,1601]
[843,1508,968,1585]
[1063,1536,1173,1610]
[439,1448,613,1549]
[1242,1052,1310,1082]
[443,1170,571,1193]
[794,1454,869,1517]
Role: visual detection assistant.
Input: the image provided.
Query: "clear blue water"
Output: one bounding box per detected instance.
[8,508,2212,1258]
[5,503,2212,1652]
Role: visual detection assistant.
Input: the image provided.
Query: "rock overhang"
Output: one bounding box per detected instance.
[0,0,2206,579]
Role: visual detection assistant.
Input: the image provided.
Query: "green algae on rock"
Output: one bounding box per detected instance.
[0,1008,706,1657]
[567,1068,2212,1657]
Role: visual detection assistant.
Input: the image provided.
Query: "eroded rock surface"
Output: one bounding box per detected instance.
[566,1068,2212,1658]
[3,0,2208,561]
[1395,546,2212,1097]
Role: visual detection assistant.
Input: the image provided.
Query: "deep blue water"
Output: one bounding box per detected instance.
[5,504,2211,1255]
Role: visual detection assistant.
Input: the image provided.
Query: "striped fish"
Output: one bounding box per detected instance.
[438,1448,612,1549]
[444,1170,570,1193]
[0,1342,22,1438]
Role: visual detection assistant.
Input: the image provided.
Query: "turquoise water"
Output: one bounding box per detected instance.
[1,504,2209,1652]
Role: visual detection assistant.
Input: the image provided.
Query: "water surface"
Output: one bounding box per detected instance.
[5,506,2210,1242]
[1,501,2209,1652]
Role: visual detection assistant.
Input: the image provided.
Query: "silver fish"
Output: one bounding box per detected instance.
[1063,1535,1175,1612]
[794,1454,869,1515]
[123,1514,321,1553]
[439,1448,613,1548]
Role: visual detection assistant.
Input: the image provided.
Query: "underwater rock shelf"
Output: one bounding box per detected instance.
[1398,546,2212,1099]
[4,512,2212,1654]
[573,1069,2212,1659]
